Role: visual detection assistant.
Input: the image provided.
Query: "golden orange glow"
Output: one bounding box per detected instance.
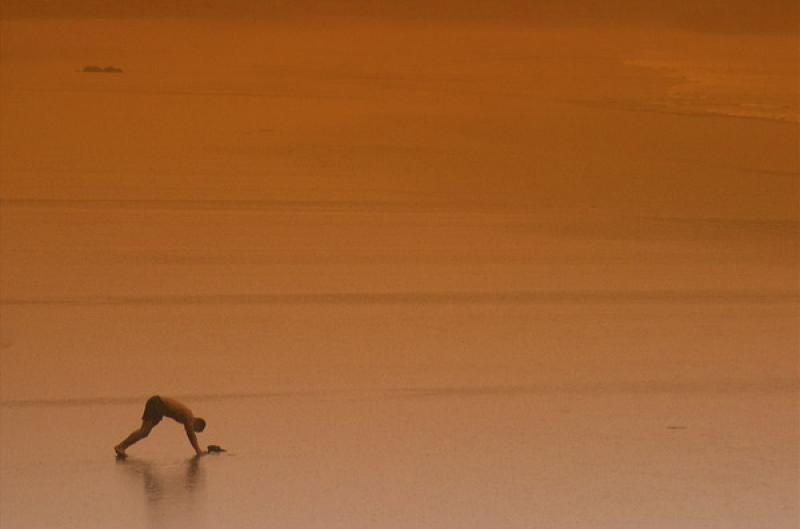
[1,3,797,528]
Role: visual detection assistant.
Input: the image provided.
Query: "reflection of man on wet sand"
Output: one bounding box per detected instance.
[116,456,205,526]
[115,395,207,457]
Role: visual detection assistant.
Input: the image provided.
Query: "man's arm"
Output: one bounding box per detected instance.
[184,421,204,456]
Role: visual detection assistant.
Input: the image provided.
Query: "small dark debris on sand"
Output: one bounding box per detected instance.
[82,65,123,73]
[667,425,687,430]
[207,445,226,453]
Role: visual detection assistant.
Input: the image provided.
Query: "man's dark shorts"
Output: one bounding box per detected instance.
[142,395,166,426]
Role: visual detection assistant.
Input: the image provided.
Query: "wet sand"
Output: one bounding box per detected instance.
[2,385,797,529]
[1,293,797,527]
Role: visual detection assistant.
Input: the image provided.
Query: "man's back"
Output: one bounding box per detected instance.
[158,396,194,424]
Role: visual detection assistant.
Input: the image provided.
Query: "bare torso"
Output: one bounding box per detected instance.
[158,396,194,424]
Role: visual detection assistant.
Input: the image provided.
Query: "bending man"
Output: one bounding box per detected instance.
[115,395,207,457]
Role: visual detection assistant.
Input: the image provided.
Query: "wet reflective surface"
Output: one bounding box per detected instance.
[1,382,797,529]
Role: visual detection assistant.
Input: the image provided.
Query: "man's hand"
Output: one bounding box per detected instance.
[185,421,203,455]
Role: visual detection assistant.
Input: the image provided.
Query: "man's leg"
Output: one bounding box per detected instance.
[115,420,155,456]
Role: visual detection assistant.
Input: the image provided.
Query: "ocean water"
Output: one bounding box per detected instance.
[1,205,796,401]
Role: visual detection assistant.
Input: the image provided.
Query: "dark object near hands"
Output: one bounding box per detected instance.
[207,444,226,453]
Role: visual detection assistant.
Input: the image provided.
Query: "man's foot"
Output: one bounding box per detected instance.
[114,445,127,459]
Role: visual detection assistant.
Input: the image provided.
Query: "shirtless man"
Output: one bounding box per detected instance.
[115,395,207,457]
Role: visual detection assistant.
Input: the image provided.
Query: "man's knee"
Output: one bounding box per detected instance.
[140,422,155,437]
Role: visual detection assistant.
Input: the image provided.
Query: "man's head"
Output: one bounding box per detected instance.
[193,417,207,432]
